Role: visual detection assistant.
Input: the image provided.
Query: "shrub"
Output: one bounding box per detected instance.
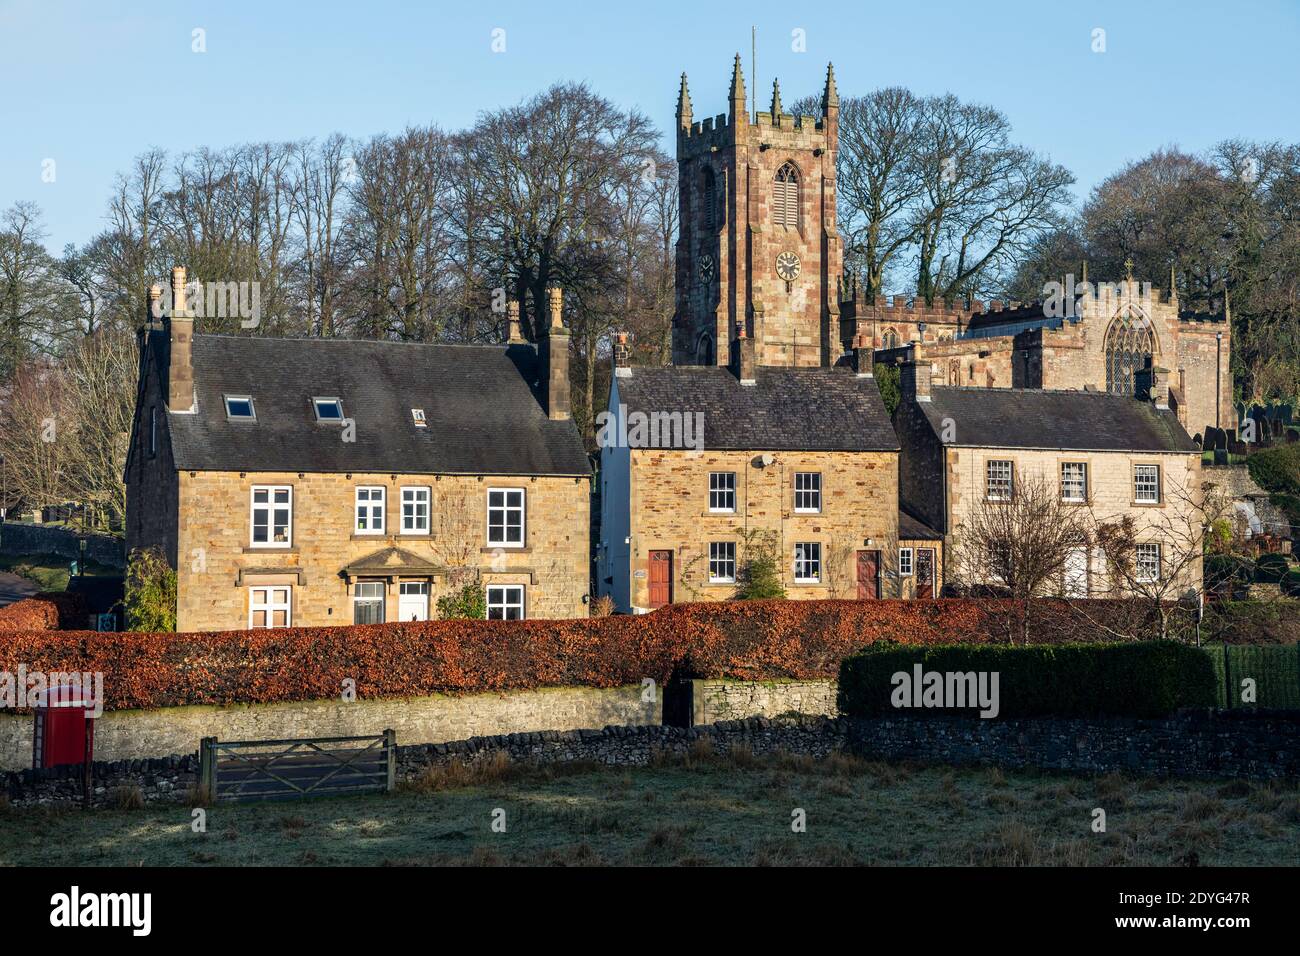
[1247,444,1300,497]
[1218,644,1300,709]
[1205,554,1253,593]
[590,594,615,617]
[735,532,786,600]
[123,547,176,632]
[1254,553,1291,583]
[837,641,1219,719]
[1284,570,1300,598]
[436,583,486,620]
[0,593,84,631]
[0,597,1249,713]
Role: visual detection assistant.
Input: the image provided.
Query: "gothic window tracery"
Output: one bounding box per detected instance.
[1104,312,1155,397]
[881,327,900,350]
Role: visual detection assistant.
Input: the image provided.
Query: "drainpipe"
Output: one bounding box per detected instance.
[1215,331,1222,431]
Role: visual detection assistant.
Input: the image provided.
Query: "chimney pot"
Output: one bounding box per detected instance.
[171,266,188,316]
[547,287,564,330]
[506,300,523,343]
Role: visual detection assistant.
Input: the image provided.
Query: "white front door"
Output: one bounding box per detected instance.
[398,582,429,621]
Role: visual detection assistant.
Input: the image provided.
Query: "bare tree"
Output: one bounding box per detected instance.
[0,203,68,380]
[947,475,1090,642]
[1083,480,1212,642]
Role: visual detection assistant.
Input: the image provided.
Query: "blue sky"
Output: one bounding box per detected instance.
[3,0,1298,252]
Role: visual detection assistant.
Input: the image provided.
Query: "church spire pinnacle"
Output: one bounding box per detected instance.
[729,52,747,115]
[676,72,692,130]
[821,62,839,113]
[770,77,783,117]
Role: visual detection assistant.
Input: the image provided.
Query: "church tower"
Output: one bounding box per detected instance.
[672,57,842,368]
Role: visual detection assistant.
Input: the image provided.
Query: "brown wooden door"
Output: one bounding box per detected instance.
[648,551,673,608]
[916,548,935,598]
[856,550,880,599]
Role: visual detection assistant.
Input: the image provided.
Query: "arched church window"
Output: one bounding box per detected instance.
[773,162,800,228]
[702,169,716,230]
[948,360,960,386]
[881,327,900,350]
[697,334,714,366]
[1104,313,1155,397]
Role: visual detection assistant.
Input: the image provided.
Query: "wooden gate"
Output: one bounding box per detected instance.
[856,550,880,599]
[648,550,673,608]
[198,731,395,803]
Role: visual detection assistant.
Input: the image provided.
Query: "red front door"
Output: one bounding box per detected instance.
[648,551,673,608]
[916,548,936,598]
[857,550,880,599]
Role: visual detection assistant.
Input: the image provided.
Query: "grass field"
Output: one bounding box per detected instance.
[0,552,118,593]
[3,745,1297,866]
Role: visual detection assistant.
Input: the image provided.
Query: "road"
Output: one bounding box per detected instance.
[0,571,37,608]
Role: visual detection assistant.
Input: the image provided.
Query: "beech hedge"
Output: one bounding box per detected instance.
[837,642,1220,719]
[0,598,1214,712]
[0,593,83,632]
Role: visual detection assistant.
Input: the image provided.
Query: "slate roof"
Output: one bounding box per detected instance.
[164,334,590,476]
[613,365,898,451]
[916,386,1198,452]
[899,509,943,541]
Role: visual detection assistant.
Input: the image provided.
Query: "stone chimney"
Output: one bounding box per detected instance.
[612,332,631,377]
[900,345,932,404]
[1149,366,1171,410]
[852,333,873,377]
[506,300,524,343]
[167,266,195,412]
[732,324,756,385]
[540,287,570,420]
[147,283,163,330]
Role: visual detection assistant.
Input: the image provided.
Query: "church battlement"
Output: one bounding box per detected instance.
[672,56,842,368]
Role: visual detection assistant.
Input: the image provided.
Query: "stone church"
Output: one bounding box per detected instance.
[597,55,1217,610]
[672,56,1232,444]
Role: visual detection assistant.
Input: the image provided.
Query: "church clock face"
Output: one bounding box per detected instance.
[775,251,801,282]
[697,253,715,283]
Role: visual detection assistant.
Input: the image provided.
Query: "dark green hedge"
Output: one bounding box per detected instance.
[1247,444,1300,497]
[837,642,1219,720]
[1217,644,1300,709]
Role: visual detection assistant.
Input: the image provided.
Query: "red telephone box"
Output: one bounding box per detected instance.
[32,684,94,769]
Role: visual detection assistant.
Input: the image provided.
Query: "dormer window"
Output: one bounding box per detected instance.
[313,397,344,422]
[411,408,427,428]
[224,395,255,421]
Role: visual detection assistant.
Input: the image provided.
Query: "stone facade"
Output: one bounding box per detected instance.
[159,469,589,632]
[673,60,842,369]
[614,447,897,611]
[942,447,1204,596]
[124,272,591,631]
[844,282,1233,444]
[894,382,1204,596]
